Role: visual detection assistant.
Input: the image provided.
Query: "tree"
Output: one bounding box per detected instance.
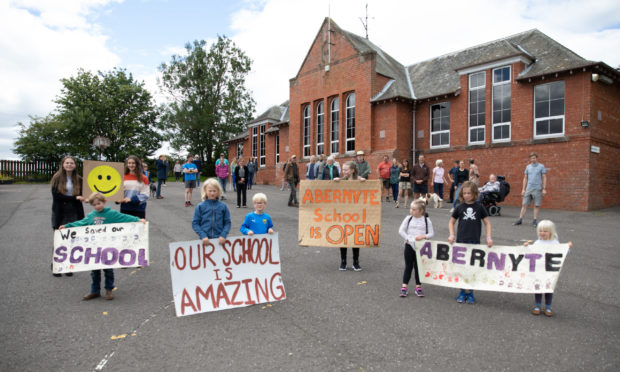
[159,36,255,173]
[13,115,71,165]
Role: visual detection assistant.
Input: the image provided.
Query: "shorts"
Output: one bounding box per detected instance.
[522,189,543,206]
[185,180,197,189]
[399,181,411,190]
[413,183,428,194]
[381,178,390,189]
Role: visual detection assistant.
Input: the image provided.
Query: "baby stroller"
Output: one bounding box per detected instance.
[480,175,510,216]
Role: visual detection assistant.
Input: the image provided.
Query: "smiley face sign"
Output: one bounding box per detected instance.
[82,161,125,202]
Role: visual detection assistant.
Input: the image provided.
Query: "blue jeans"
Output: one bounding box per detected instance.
[391,183,399,202]
[232,173,237,191]
[248,172,254,189]
[91,269,114,293]
[196,175,201,188]
[219,177,227,192]
[156,179,163,197]
[433,182,444,200]
[453,183,464,209]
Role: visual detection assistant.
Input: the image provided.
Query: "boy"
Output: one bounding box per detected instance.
[60,192,145,300]
[240,193,274,235]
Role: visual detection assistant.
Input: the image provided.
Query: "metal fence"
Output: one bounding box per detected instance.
[0,159,59,181]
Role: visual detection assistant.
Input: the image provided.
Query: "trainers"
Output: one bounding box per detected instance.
[415,287,425,297]
[456,289,466,303]
[105,290,114,300]
[532,219,538,227]
[531,306,541,315]
[544,307,554,317]
[339,261,347,271]
[513,218,523,225]
[64,273,73,277]
[352,261,362,271]
[466,291,476,304]
[400,287,408,297]
[82,292,101,301]
[53,273,62,277]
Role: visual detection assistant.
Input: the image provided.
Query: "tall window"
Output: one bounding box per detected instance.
[316,101,324,155]
[275,134,280,163]
[469,72,486,144]
[259,124,266,166]
[330,97,339,154]
[251,127,258,158]
[492,66,511,142]
[236,142,243,158]
[345,93,355,152]
[534,81,565,138]
[303,105,310,157]
[430,102,450,148]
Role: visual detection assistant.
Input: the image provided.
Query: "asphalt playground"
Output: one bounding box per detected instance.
[0,181,618,371]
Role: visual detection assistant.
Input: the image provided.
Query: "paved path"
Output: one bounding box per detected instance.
[0,182,618,371]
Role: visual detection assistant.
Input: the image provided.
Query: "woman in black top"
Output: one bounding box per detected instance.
[451,160,470,211]
[396,159,412,208]
[234,158,250,208]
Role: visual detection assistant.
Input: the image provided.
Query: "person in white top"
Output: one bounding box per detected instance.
[398,199,434,297]
[432,159,450,200]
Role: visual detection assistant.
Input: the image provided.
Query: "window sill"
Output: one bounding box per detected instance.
[532,135,569,144]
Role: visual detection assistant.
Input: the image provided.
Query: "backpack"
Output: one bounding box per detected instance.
[406,213,429,235]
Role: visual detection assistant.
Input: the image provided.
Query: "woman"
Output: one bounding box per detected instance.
[118,155,149,218]
[469,158,480,186]
[234,158,249,208]
[230,158,238,192]
[396,159,412,208]
[451,160,470,212]
[432,159,450,201]
[50,156,86,277]
[173,161,182,182]
[321,156,340,180]
[390,158,400,206]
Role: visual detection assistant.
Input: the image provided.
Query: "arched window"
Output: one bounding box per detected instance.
[345,93,355,152]
[316,101,324,155]
[330,97,339,154]
[303,105,310,157]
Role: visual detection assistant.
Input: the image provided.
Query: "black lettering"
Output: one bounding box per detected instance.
[470,249,486,267]
[436,244,450,261]
[509,254,524,271]
[545,253,563,272]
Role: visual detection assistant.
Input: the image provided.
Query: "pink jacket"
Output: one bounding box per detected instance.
[215,163,229,179]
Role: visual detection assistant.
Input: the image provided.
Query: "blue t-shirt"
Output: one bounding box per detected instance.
[240,212,274,235]
[183,163,197,181]
[525,162,546,191]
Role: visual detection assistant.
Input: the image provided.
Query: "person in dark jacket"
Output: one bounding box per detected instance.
[321,156,340,180]
[284,155,300,206]
[247,157,257,190]
[234,158,250,208]
[155,155,168,199]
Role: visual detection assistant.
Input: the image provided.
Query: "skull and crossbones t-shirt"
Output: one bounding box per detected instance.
[451,201,489,244]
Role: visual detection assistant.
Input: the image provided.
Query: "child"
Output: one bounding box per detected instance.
[398,199,434,297]
[448,181,493,304]
[59,193,146,301]
[192,178,231,246]
[524,220,573,317]
[117,155,149,218]
[333,161,366,271]
[240,193,274,235]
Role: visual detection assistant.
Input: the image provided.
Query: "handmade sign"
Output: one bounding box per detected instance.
[53,222,149,274]
[298,180,381,247]
[169,233,285,317]
[415,241,569,293]
[82,160,125,202]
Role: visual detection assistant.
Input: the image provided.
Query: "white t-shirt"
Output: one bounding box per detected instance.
[398,215,434,246]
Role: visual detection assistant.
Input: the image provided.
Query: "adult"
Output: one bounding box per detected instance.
[230,158,238,192]
[469,158,480,186]
[412,154,430,200]
[281,161,289,191]
[215,153,229,200]
[432,159,450,201]
[193,155,202,188]
[355,151,370,180]
[478,174,500,201]
[389,157,400,205]
[448,160,459,203]
[514,152,547,227]
[155,155,168,199]
[173,161,182,182]
[182,155,198,207]
[234,158,249,208]
[396,158,412,208]
[50,156,85,277]
[118,155,149,218]
[322,156,340,180]
[377,155,392,202]
[306,155,319,180]
[316,154,326,180]
[284,155,300,207]
[247,157,257,190]
[451,160,469,212]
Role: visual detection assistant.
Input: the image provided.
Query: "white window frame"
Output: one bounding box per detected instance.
[303,105,311,157]
[275,134,280,164]
[251,127,258,158]
[345,93,355,153]
[492,66,511,142]
[534,81,565,139]
[259,124,266,166]
[236,142,243,158]
[468,71,486,145]
[330,97,339,155]
[316,101,324,155]
[430,102,450,149]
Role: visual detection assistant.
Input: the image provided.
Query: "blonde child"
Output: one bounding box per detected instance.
[524,220,573,317]
[240,193,274,235]
[448,181,493,304]
[398,199,434,297]
[192,178,231,246]
[334,161,365,271]
[60,193,146,300]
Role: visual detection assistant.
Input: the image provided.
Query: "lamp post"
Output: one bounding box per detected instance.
[93,136,111,160]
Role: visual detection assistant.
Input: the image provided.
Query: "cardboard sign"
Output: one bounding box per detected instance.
[169,233,286,317]
[298,180,382,247]
[82,160,125,202]
[415,241,569,293]
[53,222,149,274]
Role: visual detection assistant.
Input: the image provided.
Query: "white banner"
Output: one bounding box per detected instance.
[415,241,569,293]
[169,233,286,317]
[53,222,149,274]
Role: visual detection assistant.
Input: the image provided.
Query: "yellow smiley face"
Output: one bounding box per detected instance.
[87,165,122,196]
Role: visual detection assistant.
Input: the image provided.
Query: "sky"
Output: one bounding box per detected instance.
[1,0,619,159]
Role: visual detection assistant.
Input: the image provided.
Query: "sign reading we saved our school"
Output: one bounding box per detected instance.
[298,180,382,247]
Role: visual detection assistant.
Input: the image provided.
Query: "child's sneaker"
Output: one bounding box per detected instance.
[456,289,466,303]
[352,261,362,271]
[415,287,425,297]
[466,291,476,304]
[400,287,408,297]
[544,307,554,317]
[339,261,347,271]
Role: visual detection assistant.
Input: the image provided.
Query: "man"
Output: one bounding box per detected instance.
[448,160,459,203]
[514,152,547,227]
[306,155,318,180]
[155,155,168,199]
[316,154,326,180]
[247,157,256,190]
[215,153,229,200]
[377,155,392,201]
[182,155,198,207]
[355,151,370,180]
[193,155,202,188]
[285,155,299,207]
[412,154,430,200]
[478,174,500,201]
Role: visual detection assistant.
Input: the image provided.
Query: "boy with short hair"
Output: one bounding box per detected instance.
[240,193,274,235]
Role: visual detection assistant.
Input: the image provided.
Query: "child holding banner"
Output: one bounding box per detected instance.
[117,155,149,218]
[334,161,365,271]
[192,178,231,245]
[241,193,274,235]
[60,193,145,300]
[398,199,434,297]
[524,220,572,317]
[448,181,492,304]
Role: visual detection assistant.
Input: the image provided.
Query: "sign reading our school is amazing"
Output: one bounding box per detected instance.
[169,234,285,317]
[415,241,570,293]
[298,180,382,247]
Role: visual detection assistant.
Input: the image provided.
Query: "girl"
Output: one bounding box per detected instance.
[396,159,411,208]
[192,178,231,246]
[525,220,572,317]
[50,156,86,277]
[390,158,400,206]
[333,161,365,271]
[432,159,449,201]
[448,181,492,304]
[118,155,149,218]
[398,199,434,297]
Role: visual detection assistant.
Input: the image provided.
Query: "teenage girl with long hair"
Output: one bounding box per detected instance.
[117,155,149,218]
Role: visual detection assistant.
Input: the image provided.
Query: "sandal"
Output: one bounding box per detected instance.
[531,306,541,315]
[544,308,554,317]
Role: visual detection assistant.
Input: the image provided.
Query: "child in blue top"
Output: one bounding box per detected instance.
[240,193,274,235]
[60,192,145,301]
[192,178,231,246]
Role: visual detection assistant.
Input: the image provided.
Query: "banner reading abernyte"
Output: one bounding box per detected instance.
[169,233,285,317]
[415,241,569,293]
[298,180,382,247]
[53,222,149,274]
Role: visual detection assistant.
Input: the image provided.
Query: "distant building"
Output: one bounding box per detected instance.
[227,18,620,211]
